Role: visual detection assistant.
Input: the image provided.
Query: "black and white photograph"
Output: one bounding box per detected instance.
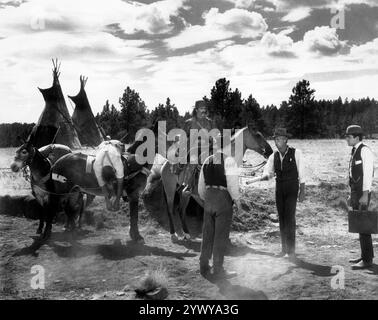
[1,0,378,305]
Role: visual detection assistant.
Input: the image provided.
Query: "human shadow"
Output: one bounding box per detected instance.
[367,263,378,275]
[207,278,268,300]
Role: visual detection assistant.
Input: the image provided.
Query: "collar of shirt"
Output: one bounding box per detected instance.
[352,142,363,154]
[277,146,290,161]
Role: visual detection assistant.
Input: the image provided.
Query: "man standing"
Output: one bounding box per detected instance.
[346,125,375,269]
[198,150,240,279]
[249,128,305,259]
[93,140,125,211]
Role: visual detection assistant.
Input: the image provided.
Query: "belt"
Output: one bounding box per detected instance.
[205,185,227,191]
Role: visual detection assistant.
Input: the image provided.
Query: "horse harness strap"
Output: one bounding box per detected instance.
[124,166,151,182]
[205,185,227,191]
[52,173,67,183]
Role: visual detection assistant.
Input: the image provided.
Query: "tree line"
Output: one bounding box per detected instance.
[96,78,378,141]
[1,78,377,147]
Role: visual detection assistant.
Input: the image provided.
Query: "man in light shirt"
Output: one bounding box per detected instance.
[249,128,305,259]
[346,125,375,269]
[198,150,240,279]
[93,140,125,211]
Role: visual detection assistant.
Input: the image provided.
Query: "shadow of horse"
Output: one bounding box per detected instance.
[13,231,197,261]
[271,257,333,281]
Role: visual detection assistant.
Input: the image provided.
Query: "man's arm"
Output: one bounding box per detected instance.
[246,153,274,184]
[109,150,124,210]
[93,150,112,210]
[93,150,106,187]
[360,146,374,207]
[295,149,306,202]
[225,157,240,201]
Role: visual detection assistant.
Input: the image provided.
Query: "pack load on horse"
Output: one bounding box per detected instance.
[93,139,125,212]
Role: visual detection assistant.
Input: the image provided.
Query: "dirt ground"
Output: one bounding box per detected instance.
[1,140,378,300]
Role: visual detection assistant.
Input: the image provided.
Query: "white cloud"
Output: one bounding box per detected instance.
[226,0,256,9]
[261,31,295,56]
[165,8,268,49]
[302,26,345,55]
[282,7,312,22]
[0,0,186,37]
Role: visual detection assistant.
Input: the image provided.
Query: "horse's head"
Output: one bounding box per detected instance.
[10,137,35,172]
[243,125,273,159]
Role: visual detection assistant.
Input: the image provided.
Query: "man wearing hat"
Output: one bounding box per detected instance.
[182,100,215,194]
[248,128,306,259]
[346,125,375,269]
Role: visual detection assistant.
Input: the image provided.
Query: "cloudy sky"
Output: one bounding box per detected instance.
[0,0,378,123]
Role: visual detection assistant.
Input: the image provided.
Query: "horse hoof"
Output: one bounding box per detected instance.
[183,233,191,241]
[135,237,145,245]
[171,234,180,242]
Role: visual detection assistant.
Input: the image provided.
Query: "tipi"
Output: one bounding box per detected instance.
[29,59,81,149]
[69,76,104,146]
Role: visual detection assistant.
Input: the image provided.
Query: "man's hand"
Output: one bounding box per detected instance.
[359,191,369,208]
[233,199,242,212]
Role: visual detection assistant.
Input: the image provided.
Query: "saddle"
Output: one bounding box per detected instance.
[122,154,150,181]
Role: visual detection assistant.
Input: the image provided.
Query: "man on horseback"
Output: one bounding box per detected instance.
[182,100,215,194]
[93,140,125,211]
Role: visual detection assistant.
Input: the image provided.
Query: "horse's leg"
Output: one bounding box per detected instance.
[178,192,191,240]
[36,217,44,235]
[85,194,95,208]
[42,195,57,241]
[65,191,83,232]
[77,194,84,229]
[128,192,144,244]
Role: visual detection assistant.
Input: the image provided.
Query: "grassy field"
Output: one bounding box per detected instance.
[1,140,378,300]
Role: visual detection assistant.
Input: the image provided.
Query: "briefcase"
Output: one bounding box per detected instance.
[348,210,378,234]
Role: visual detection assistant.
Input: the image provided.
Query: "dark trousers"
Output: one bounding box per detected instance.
[351,189,374,263]
[200,189,233,272]
[276,180,299,254]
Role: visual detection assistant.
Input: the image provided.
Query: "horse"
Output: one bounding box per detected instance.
[46,139,152,242]
[10,139,73,237]
[147,125,274,242]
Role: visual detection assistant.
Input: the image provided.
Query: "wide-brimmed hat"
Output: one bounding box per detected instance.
[194,100,207,109]
[345,125,363,136]
[273,127,291,138]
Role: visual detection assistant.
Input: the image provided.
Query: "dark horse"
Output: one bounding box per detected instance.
[147,125,273,241]
[47,138,152,243]
[10,139,73,238]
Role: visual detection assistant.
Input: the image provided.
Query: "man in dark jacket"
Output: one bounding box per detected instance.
[346,125,375,269]
[249,128,305,259]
